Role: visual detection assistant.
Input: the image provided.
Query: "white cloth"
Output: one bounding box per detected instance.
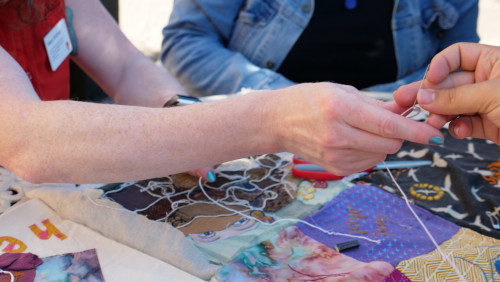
[23,184,219,280]
[0,168,24,214]
[0,198,202,282]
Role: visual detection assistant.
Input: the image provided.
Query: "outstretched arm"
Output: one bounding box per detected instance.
[0,44,442,185]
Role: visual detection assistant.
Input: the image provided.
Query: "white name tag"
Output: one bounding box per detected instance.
[43,18,73,71]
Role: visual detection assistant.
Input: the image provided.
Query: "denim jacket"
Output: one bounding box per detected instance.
[162,0,479,96]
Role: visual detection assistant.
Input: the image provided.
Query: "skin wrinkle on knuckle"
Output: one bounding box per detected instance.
[378,117,397,137]
[323,95,343,120]
[322,130,351,150]
[444,87,459,110]
[483,47,500,76]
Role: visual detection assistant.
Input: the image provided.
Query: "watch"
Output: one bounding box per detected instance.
[163,94,202,107]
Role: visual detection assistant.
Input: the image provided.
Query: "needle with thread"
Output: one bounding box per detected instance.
[401,64,430,119]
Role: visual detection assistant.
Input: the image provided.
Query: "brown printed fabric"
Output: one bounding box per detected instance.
[101,154,299,236]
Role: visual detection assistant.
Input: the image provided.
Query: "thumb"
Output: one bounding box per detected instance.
[417,80,499,116]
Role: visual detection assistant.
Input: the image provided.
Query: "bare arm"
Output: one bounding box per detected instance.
[0,44,272,184]
[66,0,185,107]
[0,0,444,184]
[0,44,443,185]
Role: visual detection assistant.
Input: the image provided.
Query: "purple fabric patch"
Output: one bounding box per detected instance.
[0,252,42,282]
[383,269,412,282]
[297,184,460,265]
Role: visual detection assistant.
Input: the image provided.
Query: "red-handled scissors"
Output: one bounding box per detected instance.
[291,155,432,181]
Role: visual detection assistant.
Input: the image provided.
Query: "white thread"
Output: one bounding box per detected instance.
[93,155,467,280]
[0,269,14,282]
[401,64,430,119]
[86,193,246,229]
[95,154,380,242]
[197,177,381,244]
[401,106,422,119]
[384,162,467,282]
[85,195,138,214]
[394,65,466,280]
[100,154,298,226]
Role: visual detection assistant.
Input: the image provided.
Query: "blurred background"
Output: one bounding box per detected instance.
[71,0,500,102]
[119,0,500,58]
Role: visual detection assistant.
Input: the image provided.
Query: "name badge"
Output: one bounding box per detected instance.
[43,18,73,71]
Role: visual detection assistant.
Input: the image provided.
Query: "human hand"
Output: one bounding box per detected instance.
[188,167,216,182]
[394,43,500,144]
[267,83,443,177]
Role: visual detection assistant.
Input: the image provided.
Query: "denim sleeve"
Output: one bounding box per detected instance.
[426,0,479,49]
[161,0,294,96]
[366,0,479,93]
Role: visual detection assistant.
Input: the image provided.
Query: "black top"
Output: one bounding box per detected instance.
[278,0,397,89]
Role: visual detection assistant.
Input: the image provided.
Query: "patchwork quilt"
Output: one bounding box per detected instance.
[3,128,500,281]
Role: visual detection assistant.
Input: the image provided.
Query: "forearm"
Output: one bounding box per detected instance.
[67,0,185,107]
[2,93,276,184]
[111,55,186,107]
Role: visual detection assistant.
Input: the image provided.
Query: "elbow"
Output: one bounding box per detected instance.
[3,156,54,184]
[6,164,45,184]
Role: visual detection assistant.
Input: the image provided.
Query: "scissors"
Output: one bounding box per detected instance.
[291,155,432,181]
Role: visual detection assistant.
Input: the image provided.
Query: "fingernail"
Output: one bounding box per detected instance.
[418,89,435,105]
[206,171,216,182]
[429,136,443,145]
[453,126,460,137]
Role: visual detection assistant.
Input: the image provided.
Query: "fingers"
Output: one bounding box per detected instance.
[417,80,499,116]
[426,113,457,129]
[396,42,497,112]
[417,78,500,145]
[346,99,444,146]
[426,42,484,84]
[394,71,475,108]
[449,115,500,145]
[333,119,405,153]
[315,150,387,177]
[188,167,216,182]
[448,117,474,139]
[394,81,421,107]
[296,128,392,176]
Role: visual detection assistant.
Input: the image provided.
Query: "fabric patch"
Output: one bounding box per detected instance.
[34,249,104,282]
[295,178,353,205]
[397,228,500,281]
[0,252,42,282]
[102,154,300,236]
[297,184,460,266]
[216,226,395,281]
[358,129,500,238]
[189,198,331,264]
[0,198,202,281]
[383,269,412,282]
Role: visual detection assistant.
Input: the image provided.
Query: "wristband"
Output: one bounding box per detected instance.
[163,94,202,107]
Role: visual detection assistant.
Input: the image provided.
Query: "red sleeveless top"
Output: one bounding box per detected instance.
[0,0,70,101]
